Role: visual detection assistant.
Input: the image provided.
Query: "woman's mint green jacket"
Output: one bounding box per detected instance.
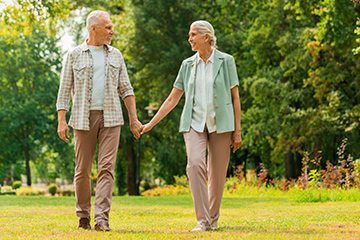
[173,49,239,134]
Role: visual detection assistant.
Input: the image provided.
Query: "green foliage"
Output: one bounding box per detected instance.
[125,0,196,184]
[174,175,188,187]
[0,2,75,185]
[47,183,59,196]
[12,180,22,190]
[308,169,321,188]
[1,0,71,36]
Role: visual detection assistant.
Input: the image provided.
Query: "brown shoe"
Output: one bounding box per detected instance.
[95,221,111,232]
[78,217,91,230]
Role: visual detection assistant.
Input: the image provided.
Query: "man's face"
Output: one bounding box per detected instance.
[92,15,114,45]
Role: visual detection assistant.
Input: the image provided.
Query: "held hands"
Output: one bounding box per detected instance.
[130,120,153,138]
[231,130,242,153]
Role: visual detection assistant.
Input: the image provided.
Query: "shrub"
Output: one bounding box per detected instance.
[61,189,75,196]
[142,185,190,197]
[48,183,59,196]
[16,187,46,196]
[1,186,16,195]
[12,181,22,190]
[174,175,189,187]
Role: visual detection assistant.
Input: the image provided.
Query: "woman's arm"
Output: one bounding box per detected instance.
[141,87,184,134]
[231,85,242,152]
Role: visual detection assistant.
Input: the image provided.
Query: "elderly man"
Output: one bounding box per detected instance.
[56,10,142,231]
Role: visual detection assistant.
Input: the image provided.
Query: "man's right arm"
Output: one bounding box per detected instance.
[56,51,73,143]
[57,110,70,142]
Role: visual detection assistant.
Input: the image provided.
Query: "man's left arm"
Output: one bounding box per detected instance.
[116,51,143,138]
[123,95,143,139]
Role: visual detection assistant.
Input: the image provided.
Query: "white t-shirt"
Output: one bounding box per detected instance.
[88,45,105,110]
[191,50,216,133]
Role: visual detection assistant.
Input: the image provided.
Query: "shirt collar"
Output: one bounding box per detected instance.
[79,40,111,52]
[197,48,215,65]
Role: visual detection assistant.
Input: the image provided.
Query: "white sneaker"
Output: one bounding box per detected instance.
[190,224,211,232]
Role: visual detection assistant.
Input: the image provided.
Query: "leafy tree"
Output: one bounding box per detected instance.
[0,1,74,185]
[0,25,63,185]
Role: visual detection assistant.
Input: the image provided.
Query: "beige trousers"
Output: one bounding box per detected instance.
[73,110,120,224]
[184,127,232,227]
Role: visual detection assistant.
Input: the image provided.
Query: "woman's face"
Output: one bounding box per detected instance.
[188,25,208,52]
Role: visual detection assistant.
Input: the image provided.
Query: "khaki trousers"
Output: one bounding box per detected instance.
[73,110,120,224]
[184,127,232,227]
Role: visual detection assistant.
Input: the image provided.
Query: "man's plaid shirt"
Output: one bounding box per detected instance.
[56,42,134,130]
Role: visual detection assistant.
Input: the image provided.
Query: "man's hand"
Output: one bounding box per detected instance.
[231,130,242,153]
[130,119,143,139]
[57,121,70,142]
[57,110,70,142]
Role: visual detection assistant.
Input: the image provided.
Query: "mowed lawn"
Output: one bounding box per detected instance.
[1,193,360,239]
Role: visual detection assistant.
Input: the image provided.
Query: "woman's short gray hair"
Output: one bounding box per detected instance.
[86,10,110,32]
[191,20,217,47]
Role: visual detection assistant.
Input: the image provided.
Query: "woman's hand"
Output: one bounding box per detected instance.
[141,122,153,135]
[231,130,242,153]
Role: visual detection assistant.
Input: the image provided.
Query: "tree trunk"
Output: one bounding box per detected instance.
[285,151,302,180]
[23,144,31,186]
[285,152,295,179]
[295,152,302,177]
[253,154,261,174]
[314,136,322,155]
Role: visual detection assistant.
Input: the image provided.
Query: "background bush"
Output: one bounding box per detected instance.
[48,184,59,196]
[16,187,46,196]
[12,180,22,190]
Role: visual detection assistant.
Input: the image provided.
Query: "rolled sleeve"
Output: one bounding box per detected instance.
[228,56,239,88]
[173,61,185,90]
[118,58,134,99]
[56,52,73,111]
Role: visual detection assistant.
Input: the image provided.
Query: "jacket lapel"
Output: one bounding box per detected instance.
[187,54,197,85]
[213,49,224,82]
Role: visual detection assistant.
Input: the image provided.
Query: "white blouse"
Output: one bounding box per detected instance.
[191,50,216,133]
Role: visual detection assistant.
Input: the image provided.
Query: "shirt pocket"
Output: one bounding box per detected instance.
[109,61,120,82]
[73,64,87,82]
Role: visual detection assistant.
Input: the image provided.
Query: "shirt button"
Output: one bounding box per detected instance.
[215,105,218,108]
[214,95,217,98]
[213,85,216,88]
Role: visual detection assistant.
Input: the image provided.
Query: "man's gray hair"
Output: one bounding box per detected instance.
[191,20,217,47]
[86,10,110,32]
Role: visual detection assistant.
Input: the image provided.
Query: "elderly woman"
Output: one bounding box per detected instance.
[141,20,242,231]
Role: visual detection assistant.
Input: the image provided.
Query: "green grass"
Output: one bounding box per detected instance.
[1,193,360,239]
